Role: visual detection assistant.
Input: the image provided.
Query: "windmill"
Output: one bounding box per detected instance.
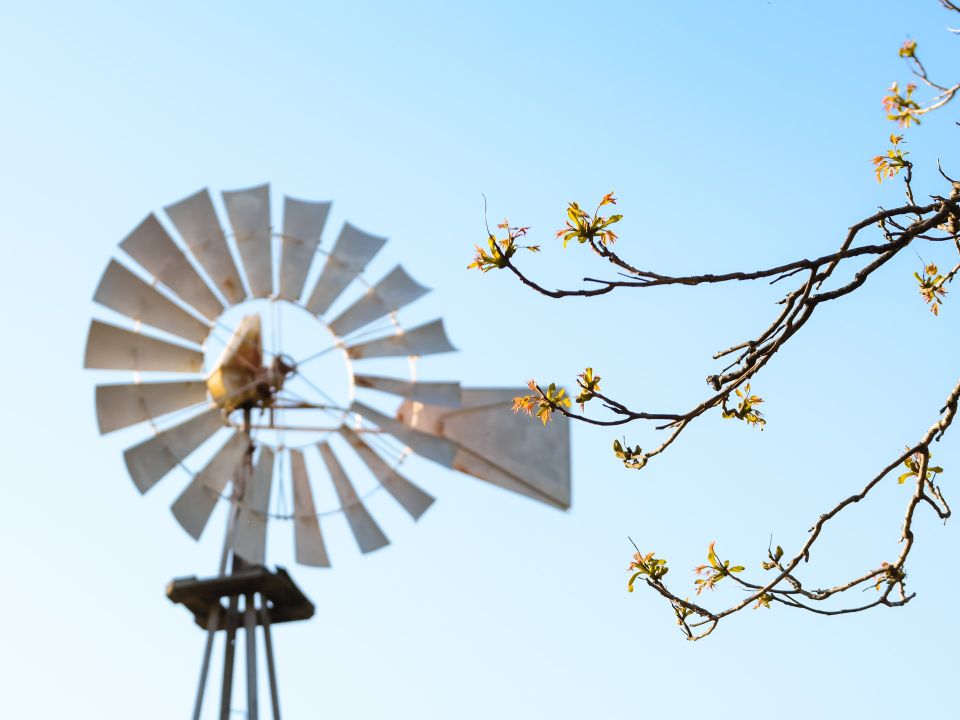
[84,184,571,719]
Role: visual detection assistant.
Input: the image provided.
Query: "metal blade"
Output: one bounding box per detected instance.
[346,319,456,360]
[304,223,386,316]
[328,265,429,337]
[123,407,224,493]
[349,401,457,467]
[354,374,461,407]
[338,426,434,520]
[94,260,211,345]
[84,320,204,373]
[222,184,272,298]
[290,449,331,567]
[317,442,389,553]
[232,446,274,565]
[171,431,249,540]
[96,380,208,434]
[164,188,245,305]
[120,214,223,320]
[399,389,572,509]
[279,196,331,301]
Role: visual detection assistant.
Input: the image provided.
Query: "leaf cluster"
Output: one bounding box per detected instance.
[693,542,744,595]
[874,562,905,591]
[883,81,921,127]
[612,438,646,470]
[575,367,601,410]
[914,262,947,315]
[512,380,570,426]
[872,134,910,182]
[556,192,622,248]
[721,383,766,429]
[627,551,669,590]
[760,544,785,571]
[898,448,944,484]
[468,221,539,272]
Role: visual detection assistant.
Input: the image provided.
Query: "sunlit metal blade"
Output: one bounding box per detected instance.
[349,401,457,467]
[345,319,456,360]
[164,188,245,304]
[279,196,331,302]
[84,320,204,373]
[222,184,272,298]
[232,446,274,565]
[304,223,386,316]
[328,265,429,337]
[290,449,331,567]
[96,380,208,434]
[317,442,388,553]
[354,374,461,407]
[398,389,571,509]
[123,407,224,493]
[171,431,248,540]
[338,426,434,520]
[93,260,211,345]
[120,214,223,320]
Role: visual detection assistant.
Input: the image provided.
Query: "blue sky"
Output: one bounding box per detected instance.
[2,1,958,717]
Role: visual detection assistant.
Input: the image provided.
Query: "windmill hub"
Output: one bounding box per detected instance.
[202,297,353,447]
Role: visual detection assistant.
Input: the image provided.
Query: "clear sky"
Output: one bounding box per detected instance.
[2,1,958,718]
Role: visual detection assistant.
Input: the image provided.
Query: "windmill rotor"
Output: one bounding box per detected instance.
[85,183,572,571]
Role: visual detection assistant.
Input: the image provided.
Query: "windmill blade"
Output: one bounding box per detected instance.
[328,265,430,337]
[290,449,331,567]
[354,374,461,408]
[279,196,331,302]
[84,320,204,373]
[93,260,211,345]
[172,431,249,540]
[96,380,208,434]
[346,319,456,360]
[305,223,386,316]
[398,389,571,510]
[349,401,457,467]
[231,446,274,565]
[317,442,389,554]
[119,214,223,320]
[164,188,246,305]
[123,407,224,493]
[339,426,434,520]
[222,184,272,298]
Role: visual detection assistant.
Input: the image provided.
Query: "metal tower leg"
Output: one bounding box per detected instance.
[192,604,221,720]
[244,593,259,720]
[219,594,240,720]
[260,603,282,720]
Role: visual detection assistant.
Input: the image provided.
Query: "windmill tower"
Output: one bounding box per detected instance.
[84,185,571,718]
